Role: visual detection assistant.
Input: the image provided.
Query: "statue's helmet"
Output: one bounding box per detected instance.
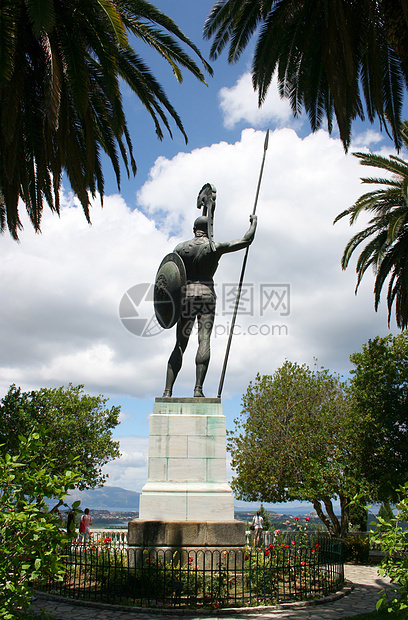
[193,215,208,235]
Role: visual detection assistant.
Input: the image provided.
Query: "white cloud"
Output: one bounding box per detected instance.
[0,191,176,397]
[0,127,398,409]
[350,129,384,148]
[137,127,398,394]
[219,72,300,130]
[102,436,148,491]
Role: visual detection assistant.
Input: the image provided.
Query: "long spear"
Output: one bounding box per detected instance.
[217,129,269,399]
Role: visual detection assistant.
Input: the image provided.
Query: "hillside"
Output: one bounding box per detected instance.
[66,486,140,511]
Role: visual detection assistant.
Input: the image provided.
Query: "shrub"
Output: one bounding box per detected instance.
[0,433,81,619]
[370,482,408,615]
[343,535,370,564]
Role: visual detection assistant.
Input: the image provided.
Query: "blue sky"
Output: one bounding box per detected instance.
[0,1,404,512]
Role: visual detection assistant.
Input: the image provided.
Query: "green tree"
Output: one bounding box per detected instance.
[334,123,408,329]
[348,332,408,503]
[204,0,408,151]
[0,432,81,619]
[228,361,359,538]
[378,501,394,521]
[348,503,368,532]
[0,0,212,239]
[370,481,408,615]
[0,384,120,496]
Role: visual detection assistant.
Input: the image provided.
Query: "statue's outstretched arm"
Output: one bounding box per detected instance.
[216,215,257,255]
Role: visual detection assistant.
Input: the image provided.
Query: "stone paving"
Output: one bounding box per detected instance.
[30,565,393,619]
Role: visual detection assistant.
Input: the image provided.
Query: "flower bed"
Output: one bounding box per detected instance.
[38,531,344,609]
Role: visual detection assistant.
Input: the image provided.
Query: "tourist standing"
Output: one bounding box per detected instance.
[78,508,92,544]
[252,510,264,547]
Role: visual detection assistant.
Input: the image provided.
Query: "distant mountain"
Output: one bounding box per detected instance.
[65,486,140,511]
[60,487,331,516]
[234,499,318,516]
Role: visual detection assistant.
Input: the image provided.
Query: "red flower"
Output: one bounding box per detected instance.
[244,554,250,561]
[305,516,310,522]
[265,549,270,556]
[269,544,274,549]
[291,541,295,545]
[294,517,299,521]
[188,557,193,563]
[284,544,290,549]
[315,543,321,548]
[103,537,112,544]
[301,561,306,566]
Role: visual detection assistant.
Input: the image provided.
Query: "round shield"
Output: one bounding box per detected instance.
[154,253,186,328]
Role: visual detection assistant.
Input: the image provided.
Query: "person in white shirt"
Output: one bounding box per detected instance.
[252,510,264,547]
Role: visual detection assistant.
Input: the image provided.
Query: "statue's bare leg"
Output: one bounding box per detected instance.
[194,310,214,397]
[163,316,194,397]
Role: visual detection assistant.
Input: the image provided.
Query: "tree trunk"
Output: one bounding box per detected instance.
[322,496,342,537]
[312,498,343,536]
[339,492,350,538]
[50,498,64,516]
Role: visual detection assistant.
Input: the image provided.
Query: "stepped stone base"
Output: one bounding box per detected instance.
[138,397,235,521]
[129,398,244,556]
[127,519,246,567]
[128,519,245,548]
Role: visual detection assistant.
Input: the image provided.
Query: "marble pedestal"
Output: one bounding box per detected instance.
[128,397,245,550]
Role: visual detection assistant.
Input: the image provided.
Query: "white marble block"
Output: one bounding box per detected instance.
[139,397,235,521]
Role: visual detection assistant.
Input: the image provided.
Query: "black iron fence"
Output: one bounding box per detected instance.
[38,533,344,609]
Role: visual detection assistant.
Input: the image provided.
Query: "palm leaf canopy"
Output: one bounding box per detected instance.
[204,0,408,152]
[334,121,408,329]
[0,0,212,238]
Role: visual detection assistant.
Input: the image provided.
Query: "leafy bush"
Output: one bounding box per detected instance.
[343,536,370,564]
[0,433,81,619]
[378,502,394,522]
[370,481,408,615]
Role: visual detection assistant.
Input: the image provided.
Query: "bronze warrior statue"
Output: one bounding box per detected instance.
[154,184,257,398]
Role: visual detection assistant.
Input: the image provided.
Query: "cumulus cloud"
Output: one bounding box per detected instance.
[219,72,303,131]
[0,192,173,397]
[102,436,148,491]
[350,129,384,148]
[137,127,397,393]
[1,127,397,403]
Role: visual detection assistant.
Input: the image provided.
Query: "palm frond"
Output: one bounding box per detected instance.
[96,0,128,47]
[340,223,384,269]
[25,0,55,37]
[204,0,407,151]
[337,138,408,327]
[204,0,238,60]
[0,0,18,84]
[0,0,212,238]
[121,0,212,76]
[353,151,408,177]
